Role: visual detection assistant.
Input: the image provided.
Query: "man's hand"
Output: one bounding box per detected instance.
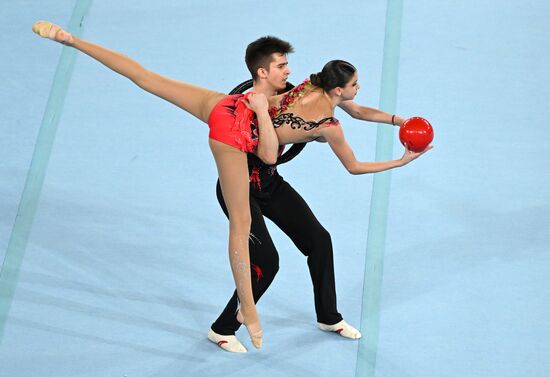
[243,93,269,114]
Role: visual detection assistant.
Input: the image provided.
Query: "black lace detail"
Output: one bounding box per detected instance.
[272,113,337,131]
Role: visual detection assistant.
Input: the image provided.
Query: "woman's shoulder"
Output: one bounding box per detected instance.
[269,79,315,116]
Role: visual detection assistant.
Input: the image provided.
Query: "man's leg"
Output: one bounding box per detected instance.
[209,181,280,351]
[264,180,360,338]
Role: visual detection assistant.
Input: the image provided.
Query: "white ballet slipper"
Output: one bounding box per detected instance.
[207,329,247,353]
[318,319,362,339]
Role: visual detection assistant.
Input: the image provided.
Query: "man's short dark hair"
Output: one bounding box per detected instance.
[245,36,294,80]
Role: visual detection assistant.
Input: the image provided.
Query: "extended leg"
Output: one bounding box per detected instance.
[32,21,224,123]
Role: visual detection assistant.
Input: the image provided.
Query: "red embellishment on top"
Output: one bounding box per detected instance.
[324,118,340,128]
[269,79,312,118]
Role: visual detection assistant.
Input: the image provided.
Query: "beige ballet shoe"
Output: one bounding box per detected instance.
[236,310,263,349]
[32,20,73,45]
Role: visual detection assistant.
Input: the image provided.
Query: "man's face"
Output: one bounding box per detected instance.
[265,53,291,92]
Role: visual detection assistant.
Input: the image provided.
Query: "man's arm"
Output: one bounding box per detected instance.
[244,93,279,165]
[254,111,279,165]
[338,100,405,126]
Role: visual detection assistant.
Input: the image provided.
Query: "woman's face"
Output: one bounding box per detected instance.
[340,71,360,100]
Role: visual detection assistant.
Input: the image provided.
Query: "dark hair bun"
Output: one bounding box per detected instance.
[311,60,356,92]
[309,72,323,87]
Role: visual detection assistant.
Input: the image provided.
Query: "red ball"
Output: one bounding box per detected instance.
[399,117,434,152]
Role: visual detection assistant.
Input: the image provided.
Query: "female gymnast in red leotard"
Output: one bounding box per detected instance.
[32,21,430,349]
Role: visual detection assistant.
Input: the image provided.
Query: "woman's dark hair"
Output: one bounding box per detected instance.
[310,60,357,92]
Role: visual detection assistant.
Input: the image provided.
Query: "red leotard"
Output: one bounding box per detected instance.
[207,93,259,153]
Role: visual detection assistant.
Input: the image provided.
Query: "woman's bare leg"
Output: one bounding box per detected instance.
[32,21,224,123]
[33,21,262,348]
[33,21,261,346]
[209,139,262,349]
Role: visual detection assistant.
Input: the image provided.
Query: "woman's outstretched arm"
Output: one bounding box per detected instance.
[319,124,430,175]
[338,100,405,126]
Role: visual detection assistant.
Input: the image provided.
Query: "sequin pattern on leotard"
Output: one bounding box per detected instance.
[269,79,340,131]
